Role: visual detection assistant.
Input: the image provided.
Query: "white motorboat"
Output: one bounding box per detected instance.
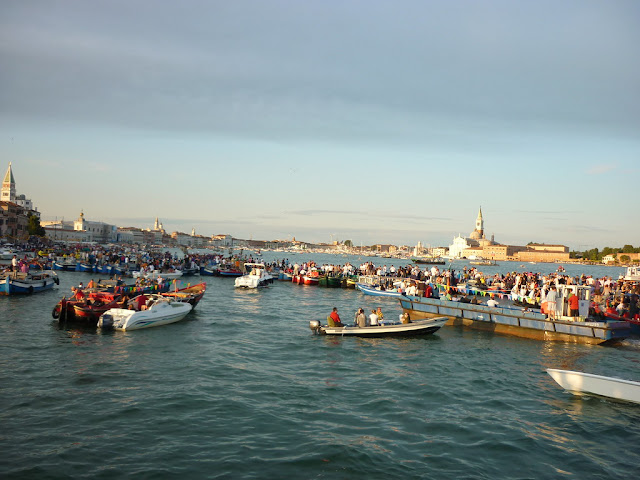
[623,266,640,282]
[234,263,274,288]
[309,316,448,337]
[546,368,640,405]
[131,270,183,280]
[97,296,192,331]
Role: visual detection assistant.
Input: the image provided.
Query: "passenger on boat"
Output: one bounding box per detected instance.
[568,293,579,317]
[376,307,384,323]
[546,286,558,320]
[355,308,367,328]
[327,307,343,327]
[487,298,499,308]
[400,312,411,324]
[71,287,85,301]
[424,283,433,298]
[369,309,379,326]
[133,294,148,311]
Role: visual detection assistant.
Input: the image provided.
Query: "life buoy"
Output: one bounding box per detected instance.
[52,304,61,319]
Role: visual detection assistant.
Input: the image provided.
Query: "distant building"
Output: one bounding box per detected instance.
[1,163,39,240]
[448,207,496,258]
[42,211,117,243]
[447,208,569,262]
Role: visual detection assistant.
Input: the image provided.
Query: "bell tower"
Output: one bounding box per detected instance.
[475,206,484,238]
[2,162,16,203]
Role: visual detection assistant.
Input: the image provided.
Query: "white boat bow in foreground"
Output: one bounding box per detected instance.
[546,368,640,405]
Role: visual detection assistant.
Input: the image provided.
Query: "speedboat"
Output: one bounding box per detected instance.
[546,368,640,404]
[234,263,273,288]
[309,316,448,337]
[97,296,192,331]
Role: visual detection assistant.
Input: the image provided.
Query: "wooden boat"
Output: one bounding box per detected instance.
[161,282,206,306]
[132,270,183,280]
[546,368,640,404]
[302,274,320,285]
[411,256,446,265]
[52,259,77,271]
[326,276,342,288]
[356,283,403,298]
[470,258,498,266]
[1,271,59,295]
[97,296,192,331]
[309,316,448,337]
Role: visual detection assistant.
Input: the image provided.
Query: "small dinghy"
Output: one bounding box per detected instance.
[310,316,448,337]
[546,368,640,405]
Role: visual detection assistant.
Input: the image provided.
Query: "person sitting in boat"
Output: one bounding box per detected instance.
[400,312,411,324]
[133,294,148,311]
[327,307,343,327]
[355,308,367,328]
[71,287,85,301]
[487,298,499,308]
[87,279,95,290]
[376,307,384,323]
[369,309,379,326]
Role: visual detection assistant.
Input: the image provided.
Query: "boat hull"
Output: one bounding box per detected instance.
[312,317,448,337]
[356,283,403,298]
[1,272,58,295]
[547,368,640,404]
[399,296,630,345]
[98,302,192,331]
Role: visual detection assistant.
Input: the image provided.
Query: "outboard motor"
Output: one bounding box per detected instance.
[309,320,323,335]
[97,313,114,329]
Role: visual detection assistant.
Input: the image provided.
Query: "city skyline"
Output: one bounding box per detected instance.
[2,1,639,250]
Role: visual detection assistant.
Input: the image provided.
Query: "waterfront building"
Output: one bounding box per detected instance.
[1,163,40,240]
[42,211,117,243]
[447,208,570,262]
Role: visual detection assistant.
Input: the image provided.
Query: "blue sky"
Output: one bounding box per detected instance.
[1,0,639,250]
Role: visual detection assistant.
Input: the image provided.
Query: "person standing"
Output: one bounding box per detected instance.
[546,285,558,320]
[11,255,18,272]
[568,292,580,317]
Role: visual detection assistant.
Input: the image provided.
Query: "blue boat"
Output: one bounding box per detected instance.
[53,260,77,271]
[76,263,95,272]
[0,271,59,295]
[356,283,404,298]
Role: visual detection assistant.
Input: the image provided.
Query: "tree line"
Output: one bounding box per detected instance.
[570,245,640,262]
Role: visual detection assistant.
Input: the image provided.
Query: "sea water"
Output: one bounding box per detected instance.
[1,255,638,479]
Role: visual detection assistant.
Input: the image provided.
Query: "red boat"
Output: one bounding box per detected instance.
[161,282,207,308]
[302,274,320,286]
[52,291,125,323]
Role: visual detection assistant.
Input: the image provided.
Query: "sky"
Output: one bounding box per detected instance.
[1,0,639,250]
